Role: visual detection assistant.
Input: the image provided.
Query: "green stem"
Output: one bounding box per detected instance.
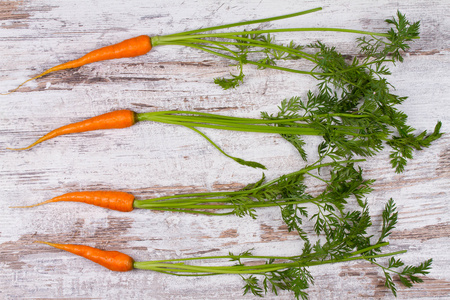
[137,111,371,136]
[364,257,403,276]
[348,242,389,257]
[186,126,266,169]
[178,37,317,63]
[140,110,369,123]
[154,28,391,45]
[164,7,323,36]
[150,110,366,121]
[230,35,317,60]
[136,198,317,211]
[149,114,320,130]
[141,113,324,135]
[136,242,391,265]
[133,159,365,210]
[159,41,329,76]
[142,207,235,216]
[134,246,406,275]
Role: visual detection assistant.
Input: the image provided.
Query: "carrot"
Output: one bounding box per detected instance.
[8,109,136,150]
[1,35,152,95]
[36,241,134,272]
[12,191,135,212]
[34,239,428,298]
[10,159,363,216]
[4,8,417,94]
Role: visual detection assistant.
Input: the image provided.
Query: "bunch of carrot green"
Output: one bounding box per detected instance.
[0,7,422,93]
[14,159,366,217]
[33,166,432,299]
[8,10,441,173]
[7,7,443,299]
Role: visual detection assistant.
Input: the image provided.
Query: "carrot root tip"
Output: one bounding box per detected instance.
[10,204,39,208]
[34,241,51,245]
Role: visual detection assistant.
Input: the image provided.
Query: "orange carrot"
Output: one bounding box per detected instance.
[36,241,134,272]
[2,35,152,95]
[12,191,135,212]
[9,109,136,150]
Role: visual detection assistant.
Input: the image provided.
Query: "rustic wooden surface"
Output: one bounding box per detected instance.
[0,0,449,299]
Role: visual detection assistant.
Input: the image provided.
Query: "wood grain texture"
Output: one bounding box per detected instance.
[0,0,449,299]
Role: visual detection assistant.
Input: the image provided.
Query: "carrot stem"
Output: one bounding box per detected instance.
[36,240,402,276]
[132,158,364,213]
[133,245,404,275]
[14,159,364,214]
[156,41,330,77]
[2,8,418,93]
[154,28,391,46]
[165,7,324,36]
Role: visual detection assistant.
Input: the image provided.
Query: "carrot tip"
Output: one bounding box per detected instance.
[10,205,36,208]
[1,69,57,95]
[1,80,34,95]
[0,85,26,95]
[7,147,31,151]
[34,241,60,249]
[7,142,40,151]
[34,241,51,245]
[10,200,50,209]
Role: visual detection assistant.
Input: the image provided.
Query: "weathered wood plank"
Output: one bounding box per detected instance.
[1,0,449,299]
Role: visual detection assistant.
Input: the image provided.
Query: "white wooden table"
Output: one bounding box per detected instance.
[1,1,449,299]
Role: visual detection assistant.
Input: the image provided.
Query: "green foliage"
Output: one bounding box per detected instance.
[214,60,246,90]
[256,17,442,171]
[153,10,441,173]
[144,26,443,170]
[242,275,264,296]
[135,11,437,299]
[261,96,308,160]
[385,11,421,63]
[238,197,432,299]
[231,156,267,170]
[210,163,430,300]
[228,170,311,219]
[388,121,443,173]
[136,178,432,299]
[378,198,398,244]
[225,178,431,299]
[212,30,306,89]
[281,204,309,241]
[382,257,432,296]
